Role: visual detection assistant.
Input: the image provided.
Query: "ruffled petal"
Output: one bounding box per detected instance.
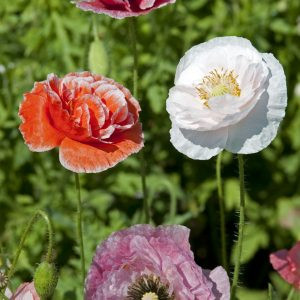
[19,91,64,152]
[270,250,297,285]
[206,266,230,300]
[170,123,228,160]
[76,0,176,19]
[59,123,143,173]
[175,36,262,87]
[225,53,287,154]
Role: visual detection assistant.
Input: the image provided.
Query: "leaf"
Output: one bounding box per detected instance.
[147,85,167,114]
[237,288,268,300]
[224,178,240,211]
[268,283,280,300]
[277,197,300,240]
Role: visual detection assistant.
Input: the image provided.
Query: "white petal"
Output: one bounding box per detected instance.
[225,53,287,153]
[166,86,222,131]
[175,36,262,86]
[170,123,228,160]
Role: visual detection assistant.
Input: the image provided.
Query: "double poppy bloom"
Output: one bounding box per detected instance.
[9,282,40,300]
[270,242,300,290]
[85,225,230,299]
[74,0,176,18]
[19,72,143,173]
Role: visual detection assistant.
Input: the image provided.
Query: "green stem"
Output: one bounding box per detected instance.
[82,16,93,70]
[231,154,246,299]
[287,287,295,300]
[129,17,150,224]
[169,191,177,224]
[6,210,54,281]
[74,173,86,287]
[129,18,138,98]
[216,152,228,271]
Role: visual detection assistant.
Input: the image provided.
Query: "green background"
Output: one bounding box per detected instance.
[0,0,300,299]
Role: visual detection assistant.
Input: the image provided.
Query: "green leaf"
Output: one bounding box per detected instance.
[237,288,268,300]
[147,85,167,114]
[224,178,241,211]
[277,197,300,240]
[268,283,280,300]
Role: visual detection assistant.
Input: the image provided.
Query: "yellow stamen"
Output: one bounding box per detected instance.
[142,292,159,300]
[196,68,241,105]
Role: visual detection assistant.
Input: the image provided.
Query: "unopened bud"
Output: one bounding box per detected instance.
[33,262,58,299]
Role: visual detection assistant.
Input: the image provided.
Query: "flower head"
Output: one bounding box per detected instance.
[11,282,40,300]
[0,271,8,289]
[85,224,230,299]
[166,36,287,160]
[73,0,176,19]
[270,241,300,290]
[19,72,143,173]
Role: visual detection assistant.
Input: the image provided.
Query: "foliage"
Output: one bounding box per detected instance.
[0,0,300,298]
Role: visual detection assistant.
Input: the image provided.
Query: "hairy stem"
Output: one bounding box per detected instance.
[231,154,246,299]
[6,210,54,282]
[216,152,228,271]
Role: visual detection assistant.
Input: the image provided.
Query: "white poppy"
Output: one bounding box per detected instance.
[166,36,287,160]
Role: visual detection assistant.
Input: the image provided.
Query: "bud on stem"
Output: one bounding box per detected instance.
[34,261,58,300]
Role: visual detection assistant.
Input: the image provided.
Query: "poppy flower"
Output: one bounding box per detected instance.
[11,282,40,300]
[19,72,143,173]
[73,0,176,19]
[85,224,230,299]
[166,36,287,160]
[270,241,300,290]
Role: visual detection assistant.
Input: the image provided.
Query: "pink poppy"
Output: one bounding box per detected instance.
[74,0,176,19]
[11,282,40,300]
[270,241,300,290]
[85,224,230,299]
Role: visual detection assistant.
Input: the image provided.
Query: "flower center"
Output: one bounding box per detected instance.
[142,292,159,300]
[0,271,8,289]
[126,274,174,300]
[197,68,241,103]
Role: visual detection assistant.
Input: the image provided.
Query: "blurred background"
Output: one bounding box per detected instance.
[0,0,300,299]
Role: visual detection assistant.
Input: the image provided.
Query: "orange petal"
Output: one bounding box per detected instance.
[59,123,143,173]
[19,93,64,151]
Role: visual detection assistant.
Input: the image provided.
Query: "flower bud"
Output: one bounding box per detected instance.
[33,261,58,299]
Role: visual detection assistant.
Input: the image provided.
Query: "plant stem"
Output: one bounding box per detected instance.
[129,17,150,223]
[231,154,246,299]
[74,173,86,287]
[216,152,228,271]
[129,18,138,98]
[6,210,54,281]
[82,16,93,70]
[287,287,295,300]
[169,191,177,224]
[41,211,54,263]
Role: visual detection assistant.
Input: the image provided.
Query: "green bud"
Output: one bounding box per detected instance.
[88,37,109,76]
[34,262,58,299]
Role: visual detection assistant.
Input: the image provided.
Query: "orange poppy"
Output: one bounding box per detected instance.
[19,72,144,173]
